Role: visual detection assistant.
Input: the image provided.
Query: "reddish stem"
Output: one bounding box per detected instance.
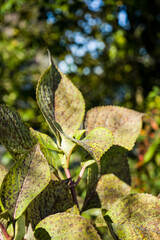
[74,165,86,186]
[0,223,12,240]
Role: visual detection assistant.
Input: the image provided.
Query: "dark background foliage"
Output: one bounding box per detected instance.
[0,0,160,194]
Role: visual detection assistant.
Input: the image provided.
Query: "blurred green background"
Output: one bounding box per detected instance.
[0,0,160,200]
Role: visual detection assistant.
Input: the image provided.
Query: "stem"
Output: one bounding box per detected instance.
[75,165,86,186]
[64,168,79,210]
[0,223,12,240]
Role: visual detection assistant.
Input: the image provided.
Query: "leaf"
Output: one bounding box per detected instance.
[100,146,131,185]
[81,127,113,162]
[14,214,25,240]
[104,193,160,240]
[85,106,144,150]
[0,105,36,160]
[34,213,101,240]
[26,179,76,229]
[95,174,131,210]
[36,52,85,137]
[0,144,50,219]
[29,128,60,170]
[81,163,100,212]
[0,164,8,188]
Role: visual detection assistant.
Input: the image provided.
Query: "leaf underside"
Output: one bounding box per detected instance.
[85,106,144,150]
[0,144,50,219]
[0,105,36,160]
[36,54,85,137]
[105,193,160,240]
[35,213,101,240]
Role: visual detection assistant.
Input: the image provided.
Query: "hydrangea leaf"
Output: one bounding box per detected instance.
[0,144,50,219]
[0,105,36,160]
[36,53,85,137]
[104,193,160,240]
[26,179,77,229]
[85,106,144,150]
[34,213,101,240]
[0,164,8,188]
[100,146,131,185]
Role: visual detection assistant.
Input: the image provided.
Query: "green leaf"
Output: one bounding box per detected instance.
[29,128,60,170]
[85,106,144,150]
[26,179,76,229]
[81,163,100,212]
[0,105,36,160]
[81,127,113,162]
[35,213,101,240]
[14,214,25,240]
[0,144,50,219]
[104,193,160,240]
[95,174,131,210]
[100,146,131,185]
[0,164,8,188]
[36,53,85,137]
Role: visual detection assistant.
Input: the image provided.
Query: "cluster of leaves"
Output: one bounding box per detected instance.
[0,54,160,240]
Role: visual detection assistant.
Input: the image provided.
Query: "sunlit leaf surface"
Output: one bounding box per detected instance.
[0,144,50,219]
[35,213,101,240]
[36,53,85,136]
[0,164,8,188]
[105,193,160,239]
[85,106,144,150]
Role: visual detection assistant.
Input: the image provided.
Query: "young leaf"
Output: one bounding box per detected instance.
[35,213,101,240]
[0,164,8,188]
[26,180,76,229]
[14,214,25,240]
[104,193,160,240]
[0,144,50,219]
[85,106,144,150]
[36,53,85,137]
[100,146,131,185]
[0,105,36,160]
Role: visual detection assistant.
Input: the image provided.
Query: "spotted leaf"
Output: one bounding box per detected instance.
[34,213,101,240]
[0,105,36,160]
[0,144,50,219]
[85,106,144,150]
[104,193,160,239]
[0,164,8,188]
[36,52,85,137]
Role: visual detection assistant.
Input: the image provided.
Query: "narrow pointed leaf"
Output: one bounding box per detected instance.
[0,105,36,160]
[36,53,85,136]
[35,213,101,240]
[26,180,76,229]
[0,144,50,219]
[0,164,8,188]
[85,106,144,150]
[100,146,131,185]
[105,193,160,240]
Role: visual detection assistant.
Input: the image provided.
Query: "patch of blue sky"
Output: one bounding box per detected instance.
[118,9,130,30]
[100,23,113,34]
[46,11,57,24]
[84,0,104,12]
